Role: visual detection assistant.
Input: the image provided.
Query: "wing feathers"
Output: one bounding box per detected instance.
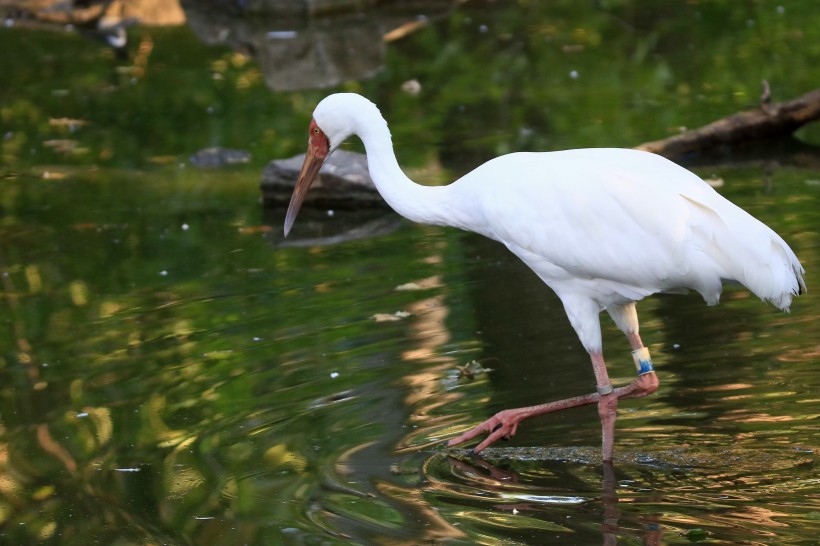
[467,149,805,310]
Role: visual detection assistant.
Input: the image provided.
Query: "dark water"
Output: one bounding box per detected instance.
[1,1,819,544]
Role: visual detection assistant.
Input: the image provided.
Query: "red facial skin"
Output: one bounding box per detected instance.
[284,119,330,236]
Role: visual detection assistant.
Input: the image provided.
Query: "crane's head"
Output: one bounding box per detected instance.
[283,93,379,237]
[283,117,330,237]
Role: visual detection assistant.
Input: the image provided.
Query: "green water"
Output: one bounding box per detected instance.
[1,1,819,544]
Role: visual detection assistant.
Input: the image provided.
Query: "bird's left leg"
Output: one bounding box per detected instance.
[595,303,660,459]
[591,351,617,461]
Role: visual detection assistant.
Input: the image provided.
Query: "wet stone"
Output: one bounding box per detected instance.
[260,149,385,208]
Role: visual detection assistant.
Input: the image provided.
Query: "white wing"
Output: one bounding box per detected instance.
[453,148,804,310]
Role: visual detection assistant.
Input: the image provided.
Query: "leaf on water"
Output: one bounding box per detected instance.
[455,360,494,379]
[264,444,307,472]
[395,276,442,291]
[371,310,411,322]
[238,225,273,234]
[43,139,88,156]
[49,117,88,130]
[147,155,180,165]
[203,350,234,360]
[395,282,422,291]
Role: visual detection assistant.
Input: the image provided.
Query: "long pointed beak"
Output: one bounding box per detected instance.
[284,143,325,237]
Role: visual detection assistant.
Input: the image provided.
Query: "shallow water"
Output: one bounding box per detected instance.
[1,1,820,544]
[0,165,817,545]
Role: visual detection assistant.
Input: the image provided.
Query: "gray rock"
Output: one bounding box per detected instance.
[181,0,455,92]
[260,150,386,208]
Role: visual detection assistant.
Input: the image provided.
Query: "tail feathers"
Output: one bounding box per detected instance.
[779,257,806,311]
[683,194,806,312]
[742,237,805,312]
[796,264,808,296]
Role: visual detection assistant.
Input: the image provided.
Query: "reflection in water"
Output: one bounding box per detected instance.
[1,1,819,543]
[0,172,817,544]
[3,186,814,544]
[182,0,457,91]
[6,0,456,91]
[416,445,817,545]
[305,232,474,544]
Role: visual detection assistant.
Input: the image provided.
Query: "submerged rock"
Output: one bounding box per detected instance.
[260,150,385,208]
[189,147,252,168]
[182,0,455,92]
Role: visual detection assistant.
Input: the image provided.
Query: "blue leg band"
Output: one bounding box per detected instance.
[632,347,654,375]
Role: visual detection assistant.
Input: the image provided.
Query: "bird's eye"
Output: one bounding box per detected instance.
[313,127,320,134]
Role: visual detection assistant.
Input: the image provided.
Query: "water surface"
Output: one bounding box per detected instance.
[1,1,819,544]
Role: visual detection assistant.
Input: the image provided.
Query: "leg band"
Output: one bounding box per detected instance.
[632,347,654,375]
[597,384,614,396]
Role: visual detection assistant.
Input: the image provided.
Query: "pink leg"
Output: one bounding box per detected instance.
[447,332,659,461]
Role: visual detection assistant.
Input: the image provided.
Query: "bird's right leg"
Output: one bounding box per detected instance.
[446,350,659,457]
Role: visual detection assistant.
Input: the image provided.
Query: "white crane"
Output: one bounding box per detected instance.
[284,93,806,462]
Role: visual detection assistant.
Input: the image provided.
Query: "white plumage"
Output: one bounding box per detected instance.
[285,93,806,461]
[452,148,805,349]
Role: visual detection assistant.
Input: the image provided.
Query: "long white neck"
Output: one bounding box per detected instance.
[350,105,455,228]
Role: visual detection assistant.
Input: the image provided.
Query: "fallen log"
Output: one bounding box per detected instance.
[636,86,820,159]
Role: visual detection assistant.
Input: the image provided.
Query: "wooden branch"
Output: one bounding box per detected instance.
[636,86,820,158]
